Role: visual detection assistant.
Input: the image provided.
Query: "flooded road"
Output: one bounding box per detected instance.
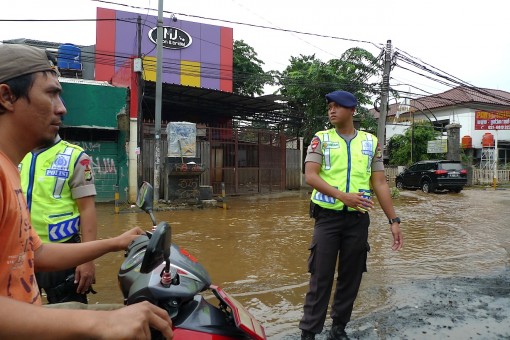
[88,188,510,339]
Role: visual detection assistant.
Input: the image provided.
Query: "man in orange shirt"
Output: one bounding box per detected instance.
[0,43,173,339]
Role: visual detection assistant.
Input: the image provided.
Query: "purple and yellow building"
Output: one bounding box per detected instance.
[95,7,233,121]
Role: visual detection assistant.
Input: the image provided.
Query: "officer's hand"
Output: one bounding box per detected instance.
[75,261,95,294]
[390,224,403,251]
[341,192,374,212]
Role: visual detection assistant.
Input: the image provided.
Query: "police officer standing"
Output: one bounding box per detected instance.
[299,90,403,340]
[20,134,97,303]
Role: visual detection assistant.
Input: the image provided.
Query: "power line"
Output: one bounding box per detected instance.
[91,0,384,49]
[5,13,509,111]
[392,51,510,106]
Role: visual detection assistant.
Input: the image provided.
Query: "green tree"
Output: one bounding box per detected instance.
[356,106,378,135]
[387,122,443,166]
[275,48,381,143]
[233,40,271,96]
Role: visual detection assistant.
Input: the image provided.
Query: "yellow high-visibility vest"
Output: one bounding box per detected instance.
[20,140,84,243]
[310,129,377,211]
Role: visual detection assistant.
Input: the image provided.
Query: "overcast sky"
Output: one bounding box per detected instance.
[2,0,509,98]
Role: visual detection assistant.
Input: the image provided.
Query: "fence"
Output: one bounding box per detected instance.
[385,166,400,187]
[472,169,510,185]
[142,124,294,197]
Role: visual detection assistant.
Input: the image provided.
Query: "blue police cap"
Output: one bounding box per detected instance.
[325,90,357,108]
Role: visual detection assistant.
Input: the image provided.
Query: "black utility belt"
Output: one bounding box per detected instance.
[310,202,361,218]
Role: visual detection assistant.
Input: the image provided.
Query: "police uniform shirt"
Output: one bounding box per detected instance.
[305,131,384,172]
[30,136,96,199]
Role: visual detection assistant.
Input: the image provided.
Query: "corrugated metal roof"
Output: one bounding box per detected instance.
[143,82,303,126]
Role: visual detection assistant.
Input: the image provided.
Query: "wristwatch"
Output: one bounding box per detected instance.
[388,217,401,224]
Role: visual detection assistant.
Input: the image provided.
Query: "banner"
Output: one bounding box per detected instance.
[475,111,510,130]
[166,122,197,158]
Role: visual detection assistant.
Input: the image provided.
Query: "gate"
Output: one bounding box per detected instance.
[142,123,292,197]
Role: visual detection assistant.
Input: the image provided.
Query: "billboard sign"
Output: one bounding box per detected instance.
[427,139,447,153]
[475,111,510,130]
[148,26,192,49]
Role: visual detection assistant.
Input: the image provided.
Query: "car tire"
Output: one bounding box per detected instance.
[421,180,434,193]
[396,180,404,190]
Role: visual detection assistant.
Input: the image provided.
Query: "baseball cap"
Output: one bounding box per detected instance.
[325,90,357,108]
[0,44,60,84]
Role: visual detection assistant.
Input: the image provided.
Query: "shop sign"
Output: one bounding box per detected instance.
[475,110,510,130]
[148,26,192,49]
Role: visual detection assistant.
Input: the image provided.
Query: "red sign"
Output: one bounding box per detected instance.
[475,111,510,130]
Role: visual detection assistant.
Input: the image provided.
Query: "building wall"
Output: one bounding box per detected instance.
[95,7,233,92]
[386,107,510,147]
[385,106,510,164]
[60,82,129,202]
[69,140,128,203]
[60,81,128,128]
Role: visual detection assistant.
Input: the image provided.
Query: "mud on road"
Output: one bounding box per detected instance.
[281,187,510,340]
[345,269,510,339]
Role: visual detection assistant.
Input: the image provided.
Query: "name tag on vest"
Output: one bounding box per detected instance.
[46,169,70,178]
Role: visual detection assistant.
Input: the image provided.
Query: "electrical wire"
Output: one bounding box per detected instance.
[4,12,509,121]
[91,0,384,50]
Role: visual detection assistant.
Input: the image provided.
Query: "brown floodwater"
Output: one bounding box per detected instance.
[88,187,510,339]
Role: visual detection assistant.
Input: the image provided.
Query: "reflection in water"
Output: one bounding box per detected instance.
[89,188,510,338]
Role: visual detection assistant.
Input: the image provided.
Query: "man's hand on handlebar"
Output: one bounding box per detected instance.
[98,301,173,339]
[114,227,145,251]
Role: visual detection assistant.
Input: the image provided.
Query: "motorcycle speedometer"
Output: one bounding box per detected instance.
[120,249,146,272]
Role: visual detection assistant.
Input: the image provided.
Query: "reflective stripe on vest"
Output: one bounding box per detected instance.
[49,216,80,241]
[50,147,74,199]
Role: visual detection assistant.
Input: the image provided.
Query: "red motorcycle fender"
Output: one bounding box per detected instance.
[173,328,235,339]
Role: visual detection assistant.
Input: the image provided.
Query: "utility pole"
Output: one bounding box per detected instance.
[377,40,392,157]
[137,15,143,189]
[154,0,164,203]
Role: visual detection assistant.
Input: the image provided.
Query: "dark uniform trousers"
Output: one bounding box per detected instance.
[299,205,370,334]
[36,233,89,304]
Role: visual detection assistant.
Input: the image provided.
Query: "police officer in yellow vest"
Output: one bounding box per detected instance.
[299,90,403,340]
[20,135,97,304]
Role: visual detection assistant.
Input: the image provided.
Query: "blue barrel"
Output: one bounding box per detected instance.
[57,43,82,70]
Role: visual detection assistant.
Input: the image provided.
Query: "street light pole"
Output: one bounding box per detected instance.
[154,0,164,203]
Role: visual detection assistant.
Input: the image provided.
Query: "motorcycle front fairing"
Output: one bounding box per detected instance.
[120,242,212,304]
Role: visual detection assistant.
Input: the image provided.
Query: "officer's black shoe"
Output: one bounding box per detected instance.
[301,330,316,340]
[326,325,350,340]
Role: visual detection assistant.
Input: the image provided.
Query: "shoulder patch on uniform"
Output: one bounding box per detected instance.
[80,159,90,167]
[310,136,320,152]
[80,158,93,181]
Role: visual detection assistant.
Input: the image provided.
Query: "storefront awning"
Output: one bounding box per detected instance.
[142,82,303,127]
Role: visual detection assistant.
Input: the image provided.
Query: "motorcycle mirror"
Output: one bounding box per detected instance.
[136,182,153,211]
[136,182,157,226]
[140,221,171,274]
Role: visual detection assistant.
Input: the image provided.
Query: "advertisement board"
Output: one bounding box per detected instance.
[475,111,510,130]
[427,139,447,153]
[167,122,197,158]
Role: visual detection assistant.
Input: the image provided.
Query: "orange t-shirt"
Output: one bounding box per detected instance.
[0,151,42,304]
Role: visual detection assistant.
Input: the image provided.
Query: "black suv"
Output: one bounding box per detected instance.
[395,160,467,193]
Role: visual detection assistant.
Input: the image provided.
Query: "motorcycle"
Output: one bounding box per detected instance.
[118,182,267,340]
